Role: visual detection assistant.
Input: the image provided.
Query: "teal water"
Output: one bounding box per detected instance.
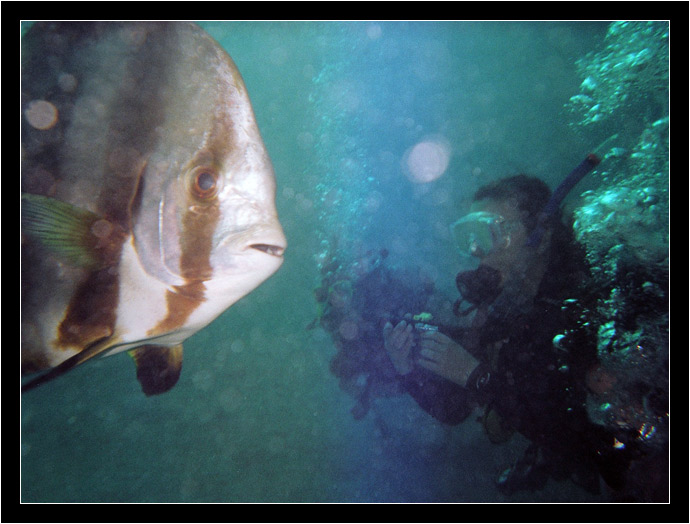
[20,21,668,503]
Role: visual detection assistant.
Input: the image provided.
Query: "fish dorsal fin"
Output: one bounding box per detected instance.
[21,336,116,393]
[129,345,184,396]
[21,193,123,268]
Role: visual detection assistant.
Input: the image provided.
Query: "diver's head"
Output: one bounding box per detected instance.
[473,174,551,230]
[452,175,554,315]
[451,175,552,263]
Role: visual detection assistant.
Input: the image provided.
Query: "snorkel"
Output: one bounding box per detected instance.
[451,135,618,316]
[525,134,618,248]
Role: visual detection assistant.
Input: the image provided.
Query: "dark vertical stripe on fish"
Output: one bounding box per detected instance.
[147,23,239,334]
[149,158,222,333]
[97,22,175,230]
[54,23,177,352]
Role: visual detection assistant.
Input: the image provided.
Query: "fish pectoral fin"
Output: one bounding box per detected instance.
[129,344,184,396]
[21,193,122,268]
[21,335,115,394]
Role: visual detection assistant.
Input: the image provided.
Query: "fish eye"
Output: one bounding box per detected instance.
[190,167,219,199]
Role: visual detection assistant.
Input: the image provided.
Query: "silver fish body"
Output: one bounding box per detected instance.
[21,22,286,394]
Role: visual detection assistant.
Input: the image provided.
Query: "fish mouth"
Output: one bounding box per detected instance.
[249,243,285,258]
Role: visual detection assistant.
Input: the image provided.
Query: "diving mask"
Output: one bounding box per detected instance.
[450,212,516,259]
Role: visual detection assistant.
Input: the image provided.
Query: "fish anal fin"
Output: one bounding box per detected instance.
[129,344,184,396]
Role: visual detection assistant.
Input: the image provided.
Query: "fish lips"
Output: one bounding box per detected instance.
[214,226,287,273]
[250,243,285,258]
[246,224,287,259]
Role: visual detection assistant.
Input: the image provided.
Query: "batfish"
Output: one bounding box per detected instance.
[21,22,286,395]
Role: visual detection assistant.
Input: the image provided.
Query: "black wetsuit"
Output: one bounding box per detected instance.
[399,294,633,492]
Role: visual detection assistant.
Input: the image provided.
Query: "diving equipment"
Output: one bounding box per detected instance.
[454,264,503,315]
[452,136,616,257]
[525,135,619,247]
[450,212,519,260]
[525,153,601,247]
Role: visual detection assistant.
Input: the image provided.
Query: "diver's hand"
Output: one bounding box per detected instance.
[383,320,414,375]
[417,331,479,387]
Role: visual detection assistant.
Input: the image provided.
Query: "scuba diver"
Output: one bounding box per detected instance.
[382,152,645,496]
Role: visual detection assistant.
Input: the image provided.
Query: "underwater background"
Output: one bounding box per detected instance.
[21,21,669,503]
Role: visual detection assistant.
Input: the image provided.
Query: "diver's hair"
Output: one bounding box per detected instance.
[473,174,551,231]
[473,174,587,300]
